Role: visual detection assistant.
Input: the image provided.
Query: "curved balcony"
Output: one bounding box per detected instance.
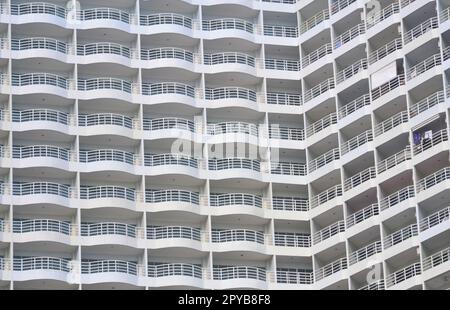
[12,145,72,168]
[147,226,201,241]
[77,78,132,101]
[12,109,70,129]
[11,73,72,97]
[416,167,450,195]
[145,189,200,213]
[205,87,257,109]
[202,19,254,41]
[377,147,411,175]
[412,129,448,156]
[211,229,267,253]
[209,193,262,216]
[140,13,194,37]
[79,186,136,210]
[13,256,72,283]
[270,161,306,176]
[11,37,70,62]
[77,42,133,65]
[81,222,137,241]
[81,259,140,286]
[78,113,134,137]
[143,153,199,176]
[204,52,256,74]
[207,122,259,144]
[366,2,400,30]
[10,3,68,26]
[141,47,193,62]
[12,219,72,244]
[141,82,195,106]
[12,182,72,207]
[78,8,131,27]
[359,279,385,290]
[331,0,357,15]
[208,158,261,180]
[79,149,136,173]
[213,265,266,289]
[263,58,300,72]
[147,263,204,288]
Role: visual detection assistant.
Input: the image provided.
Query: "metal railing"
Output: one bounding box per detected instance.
[312,220,345,245]
[264,58,299,71]
[349,241,382,265]
[269,126,304,141]
[81,260,138,275]
[12,72,70,89]
[78,78,131,93]
[147,226,201,241]
[374,110,408,136]
[404,17,438,44]
[386,262,421,288]
[346,203,379,228]
[423,247,450,271]
[406,53,441,80]
[13,256,71,272]
[409,91,444,118]
[210,193,262,208]
[300,9,330,34]
[11,37,68,54]
[263,24,298,37]
[77,42,130,58]
[12,145,70,161]
[304,78,335,103]
[12,109,69,125]
[79,149,135,165]
[204,52,255,67]
[380,185,415,211]
[266,92,302,106]
[211,229,265,244]
[311,184,343,209]
[79,113,133,129]
[144,153,198,168]
[359,279,385,290]
[140,13,192,28]
[334,23,365,49]
[419,206,450,232]
[208,158,260,172]
[141,82,195,97]
[274,232,311,247]
[441,7,450,23]
[308,148,340,173]
[144,117,194,132]
[275,268,313,284]
[412,128,448,155]
[148,263,202,278]
[141,47,193,62]
[207,122,258,136]
[213,265,266,281]
[78,8,131,24]
[338,94,370,119]
[383,224,418,249]
[205,87,256,102]
[314,258,347,281]
[10,3,67,19]
[203,18,254,33]
[81,222,136,238]
[271,196,309,212]
[341,130,373,155]
[417,167,450,193]
[344,167,376,191]
[80,185,135,201]
[369,38,402,65]
[13,182,71,198]
[13,219,71,235]
[271,161,306,176]
[366,2,400,29]
[145,189,199,205]
[371,74,405,101]
[306,112,337,137]
[336,58,367,84]
[302,43,332,68]
[331,0,357,15]
[377,147,411,174]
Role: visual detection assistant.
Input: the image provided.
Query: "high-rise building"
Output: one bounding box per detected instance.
[0,0,449,290]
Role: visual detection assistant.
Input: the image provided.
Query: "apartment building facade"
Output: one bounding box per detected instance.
[0,0,449,290]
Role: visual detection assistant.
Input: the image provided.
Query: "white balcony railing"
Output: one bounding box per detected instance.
[204,52,255,67]
[441,7,450,24]
[419,206,450,232]
[207,122,258,136]
[338,94,371,120]
[78,8,131,24]
[211,229,265,244]
[81,222,137,238]
[12,72,70,89]
[266,92,302,106]
[79,113,133,129]
[377,146,411,174]
[147,226,201,241]
[271,161,306,176]
[140,13,192,28]
[13,182,71,198]
[344,167,376,191]
[13,256,71,272]
[148,263,202,278]
[304,78,335,103]
[275,268,314,285]
[366,2,400,29]
[423,247,450,271]
[271,196,309,212]
[264,58,300,71]
[81,260,138,276]
[409,91,445,118]
[417,167,450,193]
[213,265,266,281]
[210,193,262,208]
[331,0,357,15]
[145,189,199,205]
[144,117,194,132]
[12,145,71,161]
[386,262,421,288]
[371,74,405,101]
[349,241,382,265]
[202,18,254,33]
[144,153,198,168]
[380,186,415,211]
[208,158,260,172]
[12,219,71,235]
[369,38,402,65]
[79,149,135,165]
[404,17,438,45]
[80,186,135,201]
[300,9,330,34]
[312,220,345,245]
[346,203,380,228]
[274,232,311,247]
[359,279,385,290]
[311,184,343,209]
[302,43,332,68]
[141,47,193,62]
[78,78,131,93]
[205,87,256,101]
[308,148,340,173]
[374,111,408,137]
[334,23,365,49]
[336,58,367,84]
[11,37,68,54]
[383,224,418,249]
[406,53,441,81]
[341,130,373,155]
[306,112,337,137]
[269,126,304,141]
[263,24,298,38]
[141,82,195,97]
[412,129,448,155]
[314,257,347,281]
[10,3,67,19]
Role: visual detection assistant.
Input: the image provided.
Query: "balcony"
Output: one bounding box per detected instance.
[334,23,365,50]
[310,184,343,209]
[300,9,330,35]
[341,130,373,155]
[148,263,202,279]
[13,182,71,198]
[377,146,411,174]
[344,167,376,192]
[403,17,438,45]
[143,117,194,133]
[331,0,357,15]
[266,92,302,106]
[207,122,258,137]
[314,257,347,282]
[141,47,193,63]
[417,167,450,194]
[204,52,255,67]
[312,220,345,245]
[13,219,72,236]
[205,87,256,102]
[419,207,450,232]
[385,262,421,288]
[365,2,400,30]
[80,186,135,201]
[13,256,71,273]
[269,126,304,141]
[369,38,402,65]
[359,279,385,290]
[263,24,298,38]
[12,109,69,125]
[271,161,306,176]
[264,58,300,71]
[202,18,254,34]
[81,222,137,238]
[77,42,131,58]
[271,196,309,212]
[304,78,335,103]
[140,13,193,29]
[142,82,195,98]
[306,113,337,138]
[348,241,382,265]
[81,259,139,276]
[302,43,332,69]
[210,193,262,209]
[144,153,198,169]
[12,73,71,90]
[12,145,71,161]
[412,129,448,156]
[423,247,450,271]
[371,74,405,101]
[409,91,445,119]
[274,232,311,247]
[380,185,415,211]
[208,158,260,172]
[346,203,380,228]
[374,111,409,137]
[274,268,313,285]
[308,148,340,173]
[406,53,442,81]
[213,265,266,281]
[383,224,418,249]
[10,3,67,19]
[78,78,132,94]
[78,8,132,25]
[211,229,266,245]
[145,189,199,205]
[335,59,367,85]
[79,113,133,129]
[79,149,135,165]
[11,37,69,54]
[338,94,371,120]
[147,226,201,241]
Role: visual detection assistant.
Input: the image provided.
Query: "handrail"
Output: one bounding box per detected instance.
[81,222,137,238]
[369,38,402,65]
[271,196,309,212]
[208,158,260,172]
[314,257,347,281]
[386,262,421,287]
[274,232,311,247]
[304,78,335,103]
[310,184,342,209]
[145,189,199,205]
[266,92,302,106]
[371,74,405,101]
[341,130,373,155]
[81,259,138,275]
[78,77,131,93]
[377,146,411,174]
[349,240,382,265]
[79,113,133,129]
[264,58,300,71]
[11,37,68,54]
[204,52,255,67]
[406,53,441,81]
[213,265,266,281]
[312,220,345,245]
[144,153,198,168]
[143,117,194,132]
[344,167,376,191]
[300,9,330,34]
[12,72,70,89]
[441,7,450,24]
[263,24,298,38]
[404,17,438,44]
[141,47,193,62]
[302,43,332,68]
[13,256,71,272]
[374,110,408,136]
[275,268,313,284]
[336,58,367,84]
[140,13,192,28]
[13,219,71,235]
[346,203,379,228]
[417,167,450,193]
[205,87,256,101]
[203,18,254,33]
[12,145,70,161]
[269,126,304,141]
[148,263,202,278]
[334,23,365,49]
[78,8,131,24]
[79,149,135,165]
[210,193,262,208]
[383,224,418,249]
[412,128,448,155]
[211,229,265,244]
[380,185,415,211]
[419,206,450,232]
[141,82,195,97]
[338,94,371,119]
[306,112,337,137]
[77,42,130,58]
[366,1,400,29]
[10,3,67,19]
[271,161,306,176]
[423,247,450,271]
[13,182,71,198]
[80,185,135,201]
[147,226,201,241]
[207,122,258,136]
[409,91,444,118]
[359,279,385,290]
[308,148,340,173]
